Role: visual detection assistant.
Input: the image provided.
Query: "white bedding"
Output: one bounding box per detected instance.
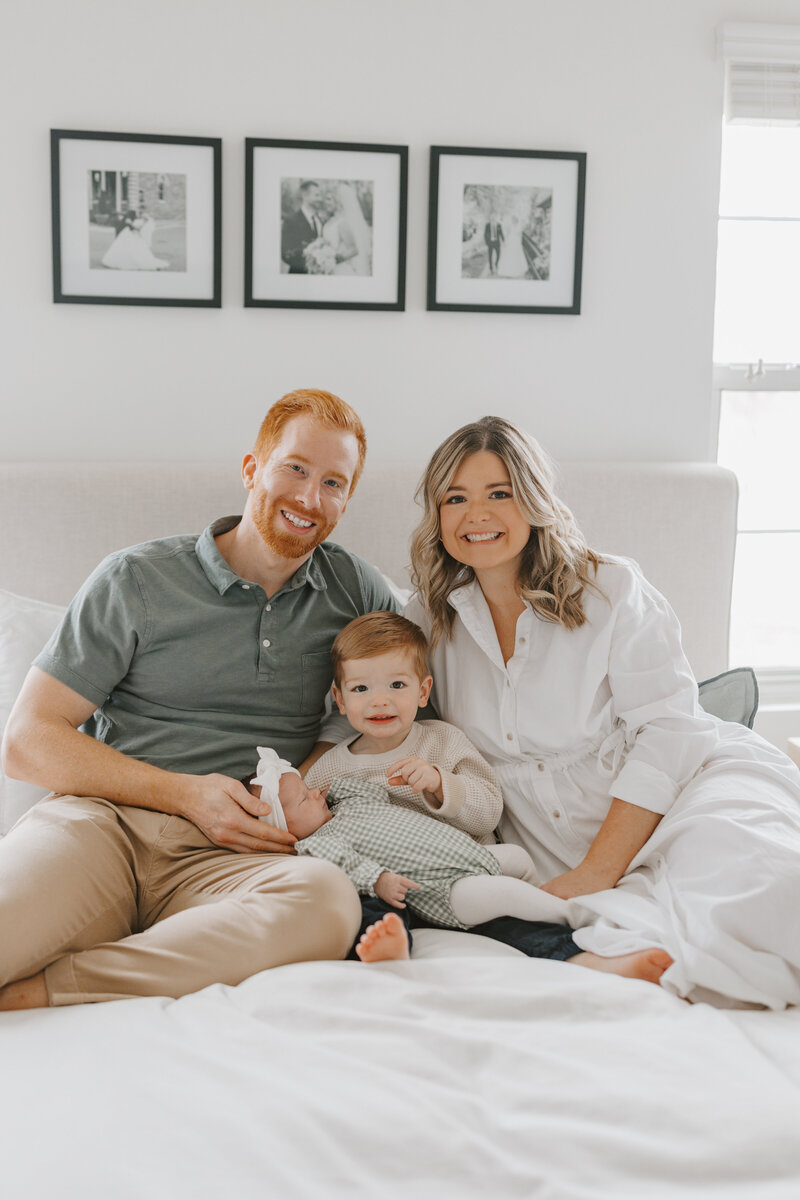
[5,940,800,1199]
[3,458,796,1196]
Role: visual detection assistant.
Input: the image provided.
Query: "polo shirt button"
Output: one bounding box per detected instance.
[241,583,250,589]
[506,732,513,741]
[265,604,272,611]
[537,763,545,772]
[262,639,271,648]
[553,810,561,819]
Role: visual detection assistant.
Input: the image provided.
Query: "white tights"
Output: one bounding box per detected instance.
[449,844,575,927]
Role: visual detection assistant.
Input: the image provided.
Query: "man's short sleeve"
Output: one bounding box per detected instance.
[34,553,147,707]
[352,555,405,615]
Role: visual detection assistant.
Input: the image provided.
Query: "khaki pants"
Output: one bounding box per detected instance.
[0,794,361,1006]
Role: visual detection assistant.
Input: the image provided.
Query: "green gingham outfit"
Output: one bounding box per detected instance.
[294,775,502,930]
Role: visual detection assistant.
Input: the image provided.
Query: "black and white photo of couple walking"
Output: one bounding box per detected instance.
[461,183,552,281]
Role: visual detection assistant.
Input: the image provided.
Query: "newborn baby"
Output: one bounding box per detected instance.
[249,747,577,963]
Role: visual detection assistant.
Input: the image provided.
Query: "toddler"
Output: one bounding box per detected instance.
[251,612,579,962]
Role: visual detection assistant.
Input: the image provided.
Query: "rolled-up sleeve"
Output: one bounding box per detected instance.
[606,568,719,815]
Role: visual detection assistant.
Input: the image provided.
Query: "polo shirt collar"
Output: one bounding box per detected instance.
[195,518,327,595]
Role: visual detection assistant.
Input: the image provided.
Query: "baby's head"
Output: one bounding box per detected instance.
[331,612,432,745]
[250,748,331,839]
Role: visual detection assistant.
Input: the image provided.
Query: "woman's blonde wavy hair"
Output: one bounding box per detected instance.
[410,416,604,647]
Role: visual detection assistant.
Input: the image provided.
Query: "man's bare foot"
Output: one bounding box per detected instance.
[0,971,49,1011]
[571,948,673,985]
[356,913,410,963]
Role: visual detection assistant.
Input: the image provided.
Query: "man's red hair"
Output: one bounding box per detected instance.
[253,388,367,494]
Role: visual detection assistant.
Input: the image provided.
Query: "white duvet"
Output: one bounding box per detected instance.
[3,935,800,1199]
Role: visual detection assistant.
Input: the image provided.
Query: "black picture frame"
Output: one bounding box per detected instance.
[51,129,222,307]
[245,138,408,310]
[427,146,586,314]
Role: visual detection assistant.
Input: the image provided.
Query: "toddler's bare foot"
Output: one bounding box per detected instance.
[571,948,673,985]
[356,913,410,963]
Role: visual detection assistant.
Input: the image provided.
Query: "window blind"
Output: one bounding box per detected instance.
[718,22,800,124]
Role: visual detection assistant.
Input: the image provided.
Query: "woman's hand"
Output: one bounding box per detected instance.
[540,862,619,900]
[541,799,662,898]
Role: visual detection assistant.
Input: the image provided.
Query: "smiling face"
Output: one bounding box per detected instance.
[244,414,359,561]
[332,649,433,754]
[277,772,332,840]
[438,450,532,582]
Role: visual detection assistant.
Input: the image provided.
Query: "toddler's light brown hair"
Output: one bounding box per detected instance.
[331,612,430,687]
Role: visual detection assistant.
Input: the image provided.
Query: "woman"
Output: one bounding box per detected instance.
[406,416,800,1008]
[495,214,529,278]
[323,183,371,276]
[102,210,169,271]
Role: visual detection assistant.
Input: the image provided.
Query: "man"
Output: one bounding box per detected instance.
[484,214,504,275]
[0,389,400,1011]
[281,180,325,273]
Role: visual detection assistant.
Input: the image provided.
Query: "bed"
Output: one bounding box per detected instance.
[2,459,799,1198]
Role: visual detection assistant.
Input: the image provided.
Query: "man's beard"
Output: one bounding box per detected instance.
[251,494,335,559]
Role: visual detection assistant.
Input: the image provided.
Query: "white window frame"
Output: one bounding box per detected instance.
[714,23,800,720]
[713,370,800,711]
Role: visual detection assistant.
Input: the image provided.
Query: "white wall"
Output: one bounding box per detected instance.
[3,0,800,467]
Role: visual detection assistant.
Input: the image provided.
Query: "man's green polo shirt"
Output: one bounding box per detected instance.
[35,517,400,778]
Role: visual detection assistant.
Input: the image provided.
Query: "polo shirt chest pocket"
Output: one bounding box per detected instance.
[300,650,334,716]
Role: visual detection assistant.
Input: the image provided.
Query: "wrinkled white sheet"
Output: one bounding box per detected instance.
[571,746,800,1010]
[3,939,800,1199]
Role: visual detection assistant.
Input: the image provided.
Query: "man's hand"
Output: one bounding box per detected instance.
[387,757,442,800]
[177,774,297,855]
[374,870,420,909]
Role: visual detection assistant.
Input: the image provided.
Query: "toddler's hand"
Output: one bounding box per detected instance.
[374,871,420,908]
[387,756,442,798]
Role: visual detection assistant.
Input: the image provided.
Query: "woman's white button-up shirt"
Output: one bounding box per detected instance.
[406,556,721,881]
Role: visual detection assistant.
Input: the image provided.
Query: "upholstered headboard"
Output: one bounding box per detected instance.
[0,460,737,681]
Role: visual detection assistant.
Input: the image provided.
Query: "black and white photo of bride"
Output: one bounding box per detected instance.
[88,169,187,272]
[280,177,374,276]
[100,209,169,270]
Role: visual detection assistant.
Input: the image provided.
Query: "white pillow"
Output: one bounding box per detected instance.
[0,589,66,834]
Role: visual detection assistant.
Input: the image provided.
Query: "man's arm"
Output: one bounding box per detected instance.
[1,667,296,855]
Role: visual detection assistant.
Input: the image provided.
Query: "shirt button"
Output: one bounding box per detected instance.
[506,732,513,741]
[242,583,251,590]
[537,762,545,772]
[519,637,526,644]
[265,604,272,611]
[262,639,271,648]
[553,810,561,819]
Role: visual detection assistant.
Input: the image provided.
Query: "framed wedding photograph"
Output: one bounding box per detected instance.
[427,146,586,314]
[51,129,221,307]
[245,138,408,310]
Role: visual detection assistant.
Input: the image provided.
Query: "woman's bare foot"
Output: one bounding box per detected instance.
[0,971,49,1011]
[571,948,673,985]
[356,913,410,963]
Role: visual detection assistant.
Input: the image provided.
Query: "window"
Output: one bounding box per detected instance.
[714,25,800,678]
[717,390,800,669]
